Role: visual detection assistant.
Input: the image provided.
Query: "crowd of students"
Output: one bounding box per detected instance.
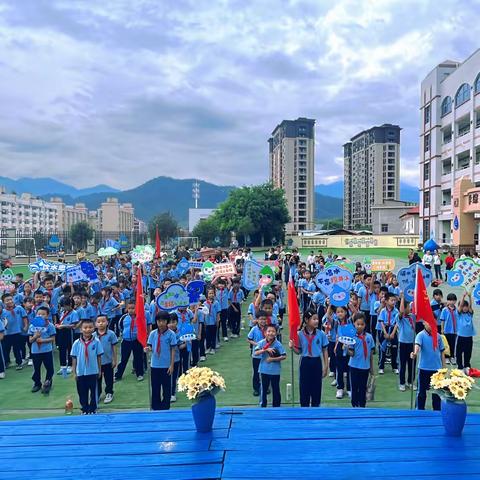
[0,246,476,414]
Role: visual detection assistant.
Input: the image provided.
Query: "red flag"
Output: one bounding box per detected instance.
[413,265,438,349]
[155,226,161,259]
[288,275,301,348]
[135,268,147,348]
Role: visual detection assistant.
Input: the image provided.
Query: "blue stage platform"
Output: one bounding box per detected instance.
[1,408,480,479]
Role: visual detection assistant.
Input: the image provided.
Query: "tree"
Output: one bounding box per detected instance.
[192,217,219,245]
[148,212,179,243]
[70,221,94,251]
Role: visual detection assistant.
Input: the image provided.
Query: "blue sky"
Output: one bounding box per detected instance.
[0,0,478,189]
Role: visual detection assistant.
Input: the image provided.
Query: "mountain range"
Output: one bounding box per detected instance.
[0,176,417,227]
[315,181,419,203]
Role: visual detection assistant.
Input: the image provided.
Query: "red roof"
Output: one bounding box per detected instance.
[399,206,419,218]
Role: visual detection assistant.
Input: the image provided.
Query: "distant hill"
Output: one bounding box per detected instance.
[316,181,419,203]
[0,176,119,198]
[315,193,343,219]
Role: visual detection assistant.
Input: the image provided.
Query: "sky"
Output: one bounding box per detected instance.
[0,0,479,190]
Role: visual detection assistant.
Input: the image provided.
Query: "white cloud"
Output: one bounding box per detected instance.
[0,0,478,191]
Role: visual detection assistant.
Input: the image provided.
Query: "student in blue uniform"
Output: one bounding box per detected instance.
[28,306,56,394]
[334,305,355,399]
[215,279,230,342]
[358,274,372,333]
[175,306,193,374]
[145,312,177,410]
[247,311,267,396]
[56,297,79,374]
[439,293,458,364]
[398,293,416,391]
[378,293,399,374]
[430,289,444,334]
[99,287,121,335]
[228,280,244,338]
[23,297,35,365]
[71,318,104,414]
[94,315,118,405]
[1,293,28,370]
[115,301,145,381]
[411,320,445,410]
[203,287,220,355]
[369,281,381,346]
[254,324,286,407]
[0,317,5,378]
[322,302,337,380]
[167,314,182,402]
[347,312,375,408]
[290,310,328,407]
[456,292,475,372]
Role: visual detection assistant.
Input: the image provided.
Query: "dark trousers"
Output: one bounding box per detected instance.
[98,363,114,396]
[260,373,281,407]
[229,304,241,335]
[32,352,54,387]
[205,325,217,350]
[0,341,5,373]
[328,341,336,373]
[434,265,442,280]
[151,367,171,410]
[370,316,378,345]
[191,339,200,366]
[399,342,415,385]
[219,309,228,338]
[198,324,206,357]
[445,333,457,358]
[109,315,122,336]
[252,357,261,393]
[417,369,441,411]
[115,339,144,379]
[335,348,350,391]
[301,293,311,312]
[361,311,371,333]
[171,361,180,395]
[20,335,30,360]
[350,367,369,407]
[56,328,73,367]
[456,336,473,369]
[379,332,398,369]
[316,305,325,323]
[3,334,23,366]
[299,356,323,407]
[76,374,98,413]
[179,348,189,375]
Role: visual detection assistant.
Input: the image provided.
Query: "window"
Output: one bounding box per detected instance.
[381,224,388,233]
[423,219,430,239]
[441,96,452,116]
[455,83,471,107]
[423,191,430,208]
[424,162,430,181]
[424,133,430,152]
[424,105,430,124]
[475,73,480,94]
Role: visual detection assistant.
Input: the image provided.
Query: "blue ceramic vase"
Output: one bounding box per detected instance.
[191,393,216,433]
[441,398,467,436]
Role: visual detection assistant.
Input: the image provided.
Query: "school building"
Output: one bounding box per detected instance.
[420,49,480,253]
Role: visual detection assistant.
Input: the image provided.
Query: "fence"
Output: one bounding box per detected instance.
[0,230,149,258]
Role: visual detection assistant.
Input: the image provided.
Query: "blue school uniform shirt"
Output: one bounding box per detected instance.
[348,332,374,370]
[0,319,5,335]
[357,285,371,311]
[28,320,56,354]
[336,320,356,356]
[457,312,476,337]
[248,325,266,356]
[216,289,229,310]
[312,291,325,307]
[99,296,119,320]
[354,281,362,294]
[415,331,445,371]
[322,313,337,341]
[71,337,104,376]
[40,286,62,313]
[148,328,178,368]
[120,314,138,341]
[388,285,400,296]
[397,314,416,344]
[254,339,286,375]
[228,289,245,304]
[378,307,399,330]
[175,309,194,331]
[298,328,328,358]
[93,330,118,365]
[373,301,383,331]
[369,292,378,316]
[276,290,286,309]
[1,306,27,335]
[440,306,458,334]
[247,303,256,326]
[172,330,182,362]
[58,309,80,328]
[430,299,443,326]
[202,300,220,326]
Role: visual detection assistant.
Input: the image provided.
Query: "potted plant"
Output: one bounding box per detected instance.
[430,368,476,436]
[177,367,226,432]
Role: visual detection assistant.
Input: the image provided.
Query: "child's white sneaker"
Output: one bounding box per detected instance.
[336,389,344,399]
[66,367,72,374]
[445,358,451,365]
[378,369,384,374]
[137,376,144,382]
[347,391,352,398]
[210,349,216,355]
[328,372,334,377]
[200,356,206,362]
[399,384,406,391]
[104,394,113,404]
[223,337,229,342]
[330,379,337,386]
[0,372,5,379]
[170,395,177,402]
[28,359,33,366]
[393,369,399,374]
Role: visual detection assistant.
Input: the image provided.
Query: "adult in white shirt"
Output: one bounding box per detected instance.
[422,250,433,270]
[433,250,442,280]
[306,251,315,266]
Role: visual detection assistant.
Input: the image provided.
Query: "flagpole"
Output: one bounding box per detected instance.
[290,347,295,407]
[410,264,418,411]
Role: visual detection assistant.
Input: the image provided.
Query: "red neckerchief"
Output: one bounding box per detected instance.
[448,307,457,332]
[130,314,136,334]
[206,300,212,316]
[266,316,272,326]
[365,288,369,302]
[263,339,274,352]
[404,314,415,331]
[425,330,438,351]
[233,290,237,303]
[304,328,316,356]
[97,330,107,340]
[58,310,71,325]
[80,337,93,361]
[357,333,368,359]
[6,306,14,313]
[386,309,392,326]
[156,329,165,354]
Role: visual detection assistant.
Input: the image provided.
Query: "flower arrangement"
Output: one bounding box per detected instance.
[177,367,226,401]
[430,368,476,401]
